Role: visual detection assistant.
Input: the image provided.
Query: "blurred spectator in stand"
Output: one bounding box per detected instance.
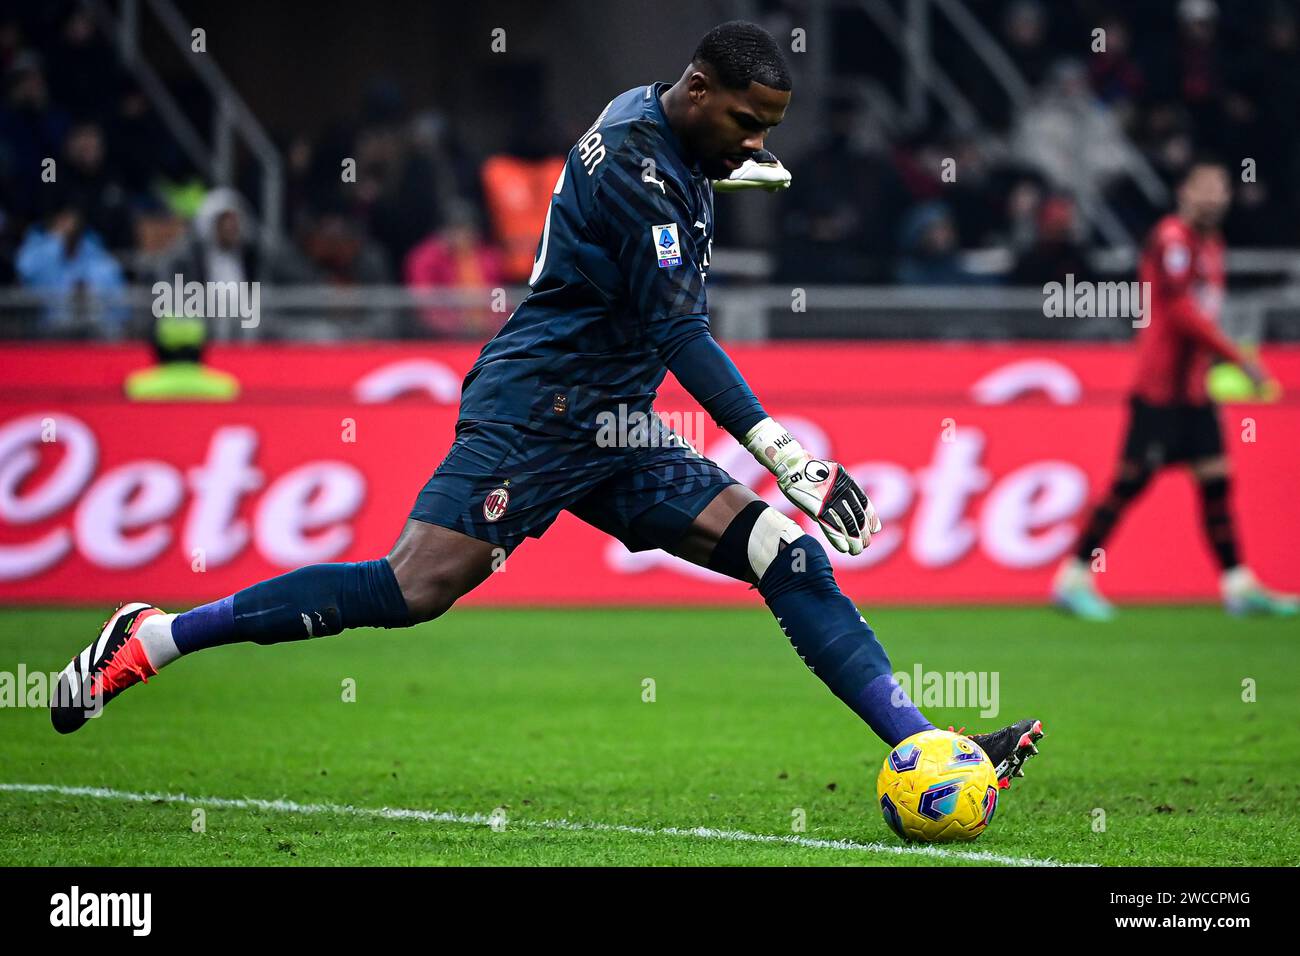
[1011,195,1092,285]
[776,93,903,284]
[15,203,126,333]
[1144,0,1245,158]
[125,313,240,401]
[299,207,391,285]
[954,0,1053,132]
[282,131,318,234]
[16,204,121,289]
[937,132,1033,250]
[110,86,181,198]
[351,81,436,269]
[403,200,505,338]
[51,121,132,249]
[481,122,564,283]
[1087,15,1145,113]
[158,185,318,289]
[895,201,981,285]
[1012,60,1128,197]
[414,109,483,221]
[983,1,1054,130]
[47,4,122,124]
[890,127,948,205]
[1169,0,1223,111]
[995,172,1046,255]
[158,187,258,285]
[1003,1,1053,88]
[0,50,70,219]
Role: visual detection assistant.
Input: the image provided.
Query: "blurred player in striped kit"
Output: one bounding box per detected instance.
[1054,159,1297,620]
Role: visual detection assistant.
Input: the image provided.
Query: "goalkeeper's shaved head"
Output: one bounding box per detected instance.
[661,20,792,180]
[692,20,793,92]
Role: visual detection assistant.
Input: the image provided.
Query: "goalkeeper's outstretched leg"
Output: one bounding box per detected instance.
[50,520,499,734]
[666,484,1046,784]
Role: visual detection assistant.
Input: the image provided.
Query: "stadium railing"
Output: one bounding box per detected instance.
[1,282,1298,343]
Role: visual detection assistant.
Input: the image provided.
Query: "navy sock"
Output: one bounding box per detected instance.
[172,595,237,653]
[172,559,411,655]
[757,534,934,746]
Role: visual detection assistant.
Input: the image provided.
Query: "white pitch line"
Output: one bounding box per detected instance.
[0,782,1086,867]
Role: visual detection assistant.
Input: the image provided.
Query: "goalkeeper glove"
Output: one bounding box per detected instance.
[712,148,792,193]
[744,417,881,555]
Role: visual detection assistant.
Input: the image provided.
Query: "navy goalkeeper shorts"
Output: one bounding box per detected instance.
[409,417,738,554]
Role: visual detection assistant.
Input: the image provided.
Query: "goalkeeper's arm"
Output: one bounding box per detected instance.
[654,316,880,555]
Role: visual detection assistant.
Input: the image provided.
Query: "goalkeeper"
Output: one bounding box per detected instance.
[52,22,1044,786]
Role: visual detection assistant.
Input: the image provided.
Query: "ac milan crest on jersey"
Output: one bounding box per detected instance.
[483,487,510,522]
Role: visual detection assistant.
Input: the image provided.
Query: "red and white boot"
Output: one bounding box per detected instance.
[51,603,166,734]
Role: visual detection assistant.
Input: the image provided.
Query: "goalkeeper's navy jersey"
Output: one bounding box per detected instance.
[458,82,714,437]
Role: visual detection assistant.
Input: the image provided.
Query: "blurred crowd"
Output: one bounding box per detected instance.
[0,0,555,335]
[2,0,1298,317]
[773,0,1300,284]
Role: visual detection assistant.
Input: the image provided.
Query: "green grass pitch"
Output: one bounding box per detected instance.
[1,605,1296,866]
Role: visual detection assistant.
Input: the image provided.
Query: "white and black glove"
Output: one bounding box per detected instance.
[744,417,881,555]
[712,148,792,193]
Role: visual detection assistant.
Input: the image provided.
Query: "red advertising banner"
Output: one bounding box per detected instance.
[1,343,1297,605]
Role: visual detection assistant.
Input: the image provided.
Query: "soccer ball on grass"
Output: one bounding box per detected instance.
[876,729,999,843]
